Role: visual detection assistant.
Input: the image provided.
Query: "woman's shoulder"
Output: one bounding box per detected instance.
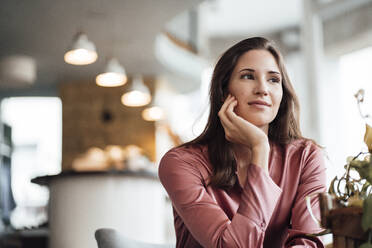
[272,138,324,164]
[284,138,321,153]
[161,144,208,163]
[158,144,211,183]
[280,138,325,170]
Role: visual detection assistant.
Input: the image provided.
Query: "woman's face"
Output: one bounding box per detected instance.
[227,49,283,132]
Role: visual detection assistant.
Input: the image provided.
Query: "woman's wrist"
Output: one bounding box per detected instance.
[251,138,270,152]
[251,144,270,174]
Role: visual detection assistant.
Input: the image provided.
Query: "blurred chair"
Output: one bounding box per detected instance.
[95,228,174,248]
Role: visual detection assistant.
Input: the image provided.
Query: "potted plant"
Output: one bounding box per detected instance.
[318,89,372,248]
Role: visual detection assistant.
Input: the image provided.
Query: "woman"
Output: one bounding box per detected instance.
[158,37,327,248]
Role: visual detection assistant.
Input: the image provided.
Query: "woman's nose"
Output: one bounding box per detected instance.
[253,77,269,95]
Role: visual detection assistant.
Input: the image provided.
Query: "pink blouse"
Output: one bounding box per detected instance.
[158,139,327,248]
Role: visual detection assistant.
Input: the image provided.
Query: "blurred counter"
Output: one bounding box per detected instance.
[32,169,169,248]
[32,169,158,185]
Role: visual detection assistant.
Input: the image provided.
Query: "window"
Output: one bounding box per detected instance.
[0,97,62,228]
[339,46,372,155]
[324,46,372,184]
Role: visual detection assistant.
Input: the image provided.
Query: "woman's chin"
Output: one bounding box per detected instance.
[239,114,269,127]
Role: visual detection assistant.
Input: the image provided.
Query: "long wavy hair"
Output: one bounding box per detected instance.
[183,37,303,189]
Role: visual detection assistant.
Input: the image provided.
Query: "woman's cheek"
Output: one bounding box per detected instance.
[235,100,246,117]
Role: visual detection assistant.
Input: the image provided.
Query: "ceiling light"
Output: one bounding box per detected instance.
[121,75,151,107]
[0,55,36,87]
[142,105,165,121]
[64,32,98,65]
[142,89,165,121]
[96,58,127,87]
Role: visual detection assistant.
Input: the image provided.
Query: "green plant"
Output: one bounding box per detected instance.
[328,89,372,248]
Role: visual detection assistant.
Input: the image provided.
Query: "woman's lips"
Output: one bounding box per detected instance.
[248,100,271,107]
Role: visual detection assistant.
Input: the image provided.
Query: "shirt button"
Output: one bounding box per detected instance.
[261,222,266,229]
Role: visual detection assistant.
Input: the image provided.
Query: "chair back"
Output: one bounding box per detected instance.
[95,228,174,248]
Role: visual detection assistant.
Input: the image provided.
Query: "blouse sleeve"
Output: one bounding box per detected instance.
[158,150,282,248]
[284,145,327,248]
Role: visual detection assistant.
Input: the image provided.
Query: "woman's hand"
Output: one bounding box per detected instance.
[218,94,270,176]
[218,94,268,149]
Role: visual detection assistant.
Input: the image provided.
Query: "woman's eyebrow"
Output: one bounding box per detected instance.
[239,68,255,73]
[239,68,281,75]
[268,70,281,75]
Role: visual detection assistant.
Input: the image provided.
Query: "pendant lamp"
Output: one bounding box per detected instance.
[96,58,127,87]
[142,105,165,121]
[141,89,164,121]
[121,75,151,107]
[64,32,98,65]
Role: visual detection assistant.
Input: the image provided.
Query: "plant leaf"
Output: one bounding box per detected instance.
[362,195,372,231]
[365,124,372,153]
[328,176,337,195]
[361,182,371,198]
[350,161,372,185]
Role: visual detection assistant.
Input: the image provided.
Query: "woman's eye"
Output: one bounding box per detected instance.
[240,74,253,80]
[269,77,281,83]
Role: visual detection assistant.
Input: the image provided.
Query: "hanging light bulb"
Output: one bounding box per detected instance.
[64,32,98,65]
[142,105,165,121]
[121,75,151,107]
[96,58,127,87]
[141,88,164,121]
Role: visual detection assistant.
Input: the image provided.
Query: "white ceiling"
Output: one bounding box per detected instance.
[203,0,302,37]
[0,0,303,94]
[0,0,202,92]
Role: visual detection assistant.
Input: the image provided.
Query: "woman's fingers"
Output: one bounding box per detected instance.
[219,94,269,148]
[219,95,240,142]
[218,95,234,126]
[219,111,233,132]
[225,98,238,122]
[218,94,233,115]
[225,97,251,128]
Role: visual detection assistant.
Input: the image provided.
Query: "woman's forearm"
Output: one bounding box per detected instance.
[251,143,270,174]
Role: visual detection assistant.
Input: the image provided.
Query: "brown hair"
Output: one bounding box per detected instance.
[183,37,303,189]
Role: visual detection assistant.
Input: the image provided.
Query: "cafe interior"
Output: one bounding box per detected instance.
[0,0,372,247]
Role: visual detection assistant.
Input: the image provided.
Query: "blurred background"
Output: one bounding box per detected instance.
[0,0,372,247]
